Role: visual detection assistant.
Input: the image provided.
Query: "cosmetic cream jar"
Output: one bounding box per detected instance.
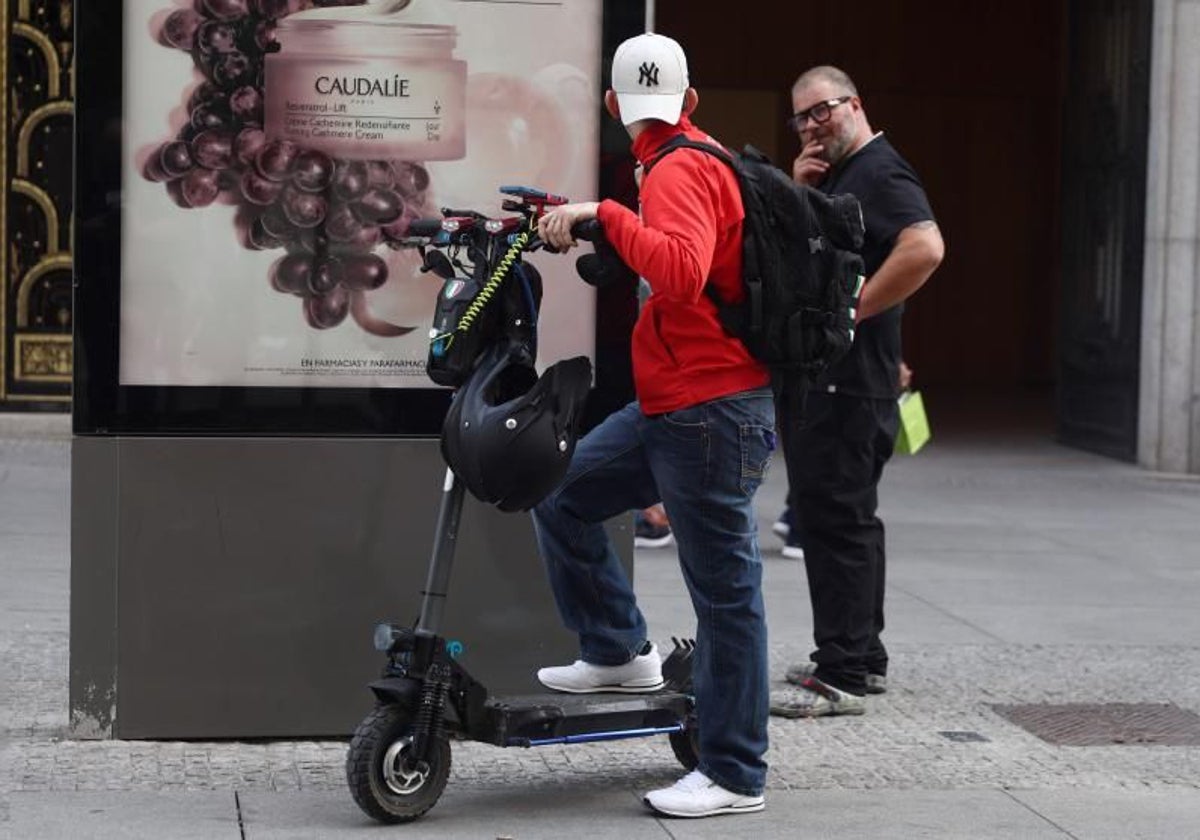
[264,16,466,161]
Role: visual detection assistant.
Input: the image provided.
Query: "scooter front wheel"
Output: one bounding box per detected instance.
[346,705,451,823]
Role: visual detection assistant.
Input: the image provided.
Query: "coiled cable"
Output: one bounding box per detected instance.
[428,222,533,352]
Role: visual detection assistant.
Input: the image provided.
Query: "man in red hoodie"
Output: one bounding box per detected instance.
[534,33,775,819]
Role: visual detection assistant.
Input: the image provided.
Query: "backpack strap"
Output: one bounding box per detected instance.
[642,136,764,339]
[644,135,736,173]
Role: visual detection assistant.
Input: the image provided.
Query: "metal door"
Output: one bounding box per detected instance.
[1057,0,1153,460]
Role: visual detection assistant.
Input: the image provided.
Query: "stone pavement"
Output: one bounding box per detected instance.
[2,400,1200,838]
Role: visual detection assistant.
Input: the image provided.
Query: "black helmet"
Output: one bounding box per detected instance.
[441,342,592,512]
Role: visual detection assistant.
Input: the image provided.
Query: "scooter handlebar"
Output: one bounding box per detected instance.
[404,215,601,246]
[535,218,606,254]
[400,212,628,288]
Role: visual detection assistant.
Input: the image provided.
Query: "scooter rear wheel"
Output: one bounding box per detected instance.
[346,704,451,823]
[668,722,700,771]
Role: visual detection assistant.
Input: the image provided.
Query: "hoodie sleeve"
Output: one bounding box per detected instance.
[595,151,719,303]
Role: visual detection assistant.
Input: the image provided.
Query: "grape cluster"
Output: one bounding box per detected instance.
[147,0,434,332]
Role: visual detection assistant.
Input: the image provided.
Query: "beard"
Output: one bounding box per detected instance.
[817,129,854,165]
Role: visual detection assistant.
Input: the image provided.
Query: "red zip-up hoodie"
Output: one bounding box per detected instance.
[596,117,769,415]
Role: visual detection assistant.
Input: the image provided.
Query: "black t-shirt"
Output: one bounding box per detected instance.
[812,134,935,398]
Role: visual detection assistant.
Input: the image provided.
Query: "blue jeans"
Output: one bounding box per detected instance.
[531,389,775,796]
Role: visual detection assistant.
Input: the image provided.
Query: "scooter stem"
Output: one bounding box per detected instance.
[416,467,466,635]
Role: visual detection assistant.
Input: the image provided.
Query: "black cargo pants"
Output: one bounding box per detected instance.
[778,387,899,696]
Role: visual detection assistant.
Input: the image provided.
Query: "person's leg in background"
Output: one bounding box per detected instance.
[771,392,882,717]
[772,500,805,560]
[864,395,899,693]
[634,502,674,549]
[772,386,806,560]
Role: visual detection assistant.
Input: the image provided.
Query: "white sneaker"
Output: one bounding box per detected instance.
[537,643,663,693]
[771,516,790,540]
[781,543,805,561]
[643,770,765,818]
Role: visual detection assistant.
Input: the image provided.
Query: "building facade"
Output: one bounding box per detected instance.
[4,0,1197,473]
[1,0,73,410]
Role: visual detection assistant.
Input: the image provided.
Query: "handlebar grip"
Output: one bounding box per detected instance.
[571,218,605,243]
[406,218,445,237]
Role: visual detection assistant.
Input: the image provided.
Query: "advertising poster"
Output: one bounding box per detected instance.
[120,0,602,388]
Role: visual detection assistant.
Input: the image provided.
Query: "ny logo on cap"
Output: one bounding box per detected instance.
[638,62,660,87]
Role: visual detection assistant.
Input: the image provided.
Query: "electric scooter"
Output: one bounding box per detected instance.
[345,186,699,824]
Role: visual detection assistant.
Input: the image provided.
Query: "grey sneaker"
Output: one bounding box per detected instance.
[784,661,816,684]
[784,661,887,694]
[537,643,663,693]
[770,676,866,718]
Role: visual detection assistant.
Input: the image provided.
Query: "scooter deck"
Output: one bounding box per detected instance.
[480,690,693,747]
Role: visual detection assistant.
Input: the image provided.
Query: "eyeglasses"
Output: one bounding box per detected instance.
[787,95,853,131]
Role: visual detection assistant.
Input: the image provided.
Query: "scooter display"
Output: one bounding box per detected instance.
[345,186,699,824]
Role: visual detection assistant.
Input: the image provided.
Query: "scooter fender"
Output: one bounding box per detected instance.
[367,675,422,707]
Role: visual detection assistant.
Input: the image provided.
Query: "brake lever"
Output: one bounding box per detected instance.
[421,249,455,280]
[527,233,559,254]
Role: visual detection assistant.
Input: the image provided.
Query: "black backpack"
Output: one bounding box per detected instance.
[646,138,866,383]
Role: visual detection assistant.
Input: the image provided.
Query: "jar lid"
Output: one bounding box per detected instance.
[283,0,450,26]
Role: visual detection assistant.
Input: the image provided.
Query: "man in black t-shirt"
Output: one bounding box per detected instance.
[770,66,944,718]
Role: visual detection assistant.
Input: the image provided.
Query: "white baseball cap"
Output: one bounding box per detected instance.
[611,33,690,126]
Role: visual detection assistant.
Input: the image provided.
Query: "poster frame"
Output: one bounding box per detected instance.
[73,0,646,436]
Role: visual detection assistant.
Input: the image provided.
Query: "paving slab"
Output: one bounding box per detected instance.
[1009,788,1200,840]
[0,413,69,440]
[667,790,1070,840]
[241,788,664,839]
[951,603,1200,646]
[0,791,240,840]
[887,525,1073,555]
[3,405,1200,838]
